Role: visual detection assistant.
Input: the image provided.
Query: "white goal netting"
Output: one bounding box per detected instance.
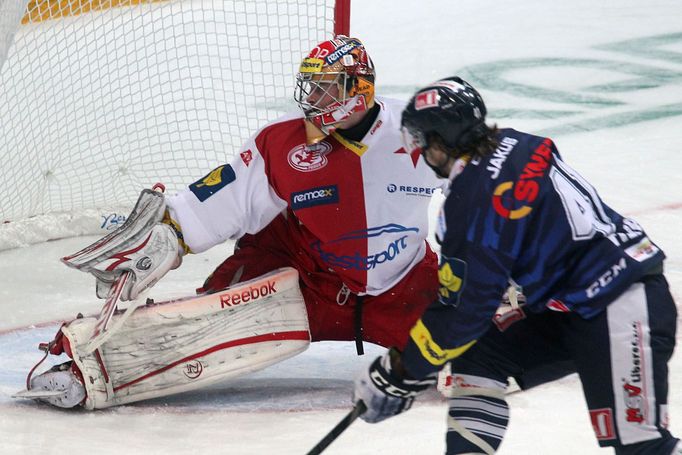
[0,0,340,250]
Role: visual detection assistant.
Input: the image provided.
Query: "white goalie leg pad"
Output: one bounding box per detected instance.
[61,267,310,410]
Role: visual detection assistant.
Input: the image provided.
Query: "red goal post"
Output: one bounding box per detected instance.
[0,0,350,250]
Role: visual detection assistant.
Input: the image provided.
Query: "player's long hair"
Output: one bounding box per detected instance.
[431,124,499,161]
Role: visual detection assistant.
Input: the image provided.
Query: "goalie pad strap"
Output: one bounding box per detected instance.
[61,268,310,409]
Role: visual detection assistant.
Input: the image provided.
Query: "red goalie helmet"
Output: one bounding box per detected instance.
[294,35,375,141]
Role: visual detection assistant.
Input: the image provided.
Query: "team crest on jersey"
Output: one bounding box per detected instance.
[287,141,332,172]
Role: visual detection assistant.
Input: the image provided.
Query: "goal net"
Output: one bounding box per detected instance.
[0,0,348,250]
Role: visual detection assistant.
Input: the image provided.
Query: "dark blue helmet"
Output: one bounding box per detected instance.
[401,76,487,153]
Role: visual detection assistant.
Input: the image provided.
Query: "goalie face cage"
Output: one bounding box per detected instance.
[0,0,350,250]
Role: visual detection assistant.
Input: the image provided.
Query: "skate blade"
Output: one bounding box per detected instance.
[12,389,66,399]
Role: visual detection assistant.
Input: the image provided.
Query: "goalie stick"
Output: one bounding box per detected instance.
[306,401,367,455]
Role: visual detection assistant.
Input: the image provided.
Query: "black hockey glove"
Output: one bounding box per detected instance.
[353,347,436,423]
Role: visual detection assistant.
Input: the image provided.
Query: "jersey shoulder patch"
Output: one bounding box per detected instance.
[189,165,236,202]
[438,255,467,307]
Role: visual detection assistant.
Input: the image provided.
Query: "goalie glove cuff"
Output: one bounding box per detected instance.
[162,209,192,256]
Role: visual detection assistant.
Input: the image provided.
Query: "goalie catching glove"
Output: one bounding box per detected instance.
[61,187,185,301]
[353,347,436,423]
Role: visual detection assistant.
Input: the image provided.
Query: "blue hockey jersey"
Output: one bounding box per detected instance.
[402,128,665,379]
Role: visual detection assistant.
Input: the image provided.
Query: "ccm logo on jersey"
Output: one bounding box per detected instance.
[189,165,236,202]
[492,138,553,219]
[291,185,339,210]
[220,280,277,308]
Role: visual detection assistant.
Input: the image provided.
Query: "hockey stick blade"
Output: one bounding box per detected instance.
[306,400,367,455]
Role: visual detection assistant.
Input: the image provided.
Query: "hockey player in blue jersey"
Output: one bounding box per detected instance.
[353,76,679,454]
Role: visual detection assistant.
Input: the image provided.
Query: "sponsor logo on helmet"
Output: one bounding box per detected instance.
[415,89,439,110]
[299,58,324,73]
[311,224,419,270]
[291,185,339,210]
[386,183,437,197]
[492,138,553,219]
[183,360,203,380]
[189,165,236,202]
[325,42,358,65]
[287,141,332,172]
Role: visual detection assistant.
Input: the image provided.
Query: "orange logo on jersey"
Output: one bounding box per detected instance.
[492,181,533,219]
[492,138,554,220]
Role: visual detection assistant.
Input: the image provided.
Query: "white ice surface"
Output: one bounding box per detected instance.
[2,1,682,453]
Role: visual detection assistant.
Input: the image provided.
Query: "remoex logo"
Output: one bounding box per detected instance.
[415,89,439,110]
[220,281,277,307]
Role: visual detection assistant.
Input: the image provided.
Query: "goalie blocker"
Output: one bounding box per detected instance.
[19,268,310,410]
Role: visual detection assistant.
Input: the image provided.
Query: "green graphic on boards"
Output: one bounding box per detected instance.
[460,32,682,136]
[389,32,682,136]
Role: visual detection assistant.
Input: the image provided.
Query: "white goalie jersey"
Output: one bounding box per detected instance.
[166,97,447,295]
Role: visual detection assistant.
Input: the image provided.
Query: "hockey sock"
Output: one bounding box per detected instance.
[445,395,509,455]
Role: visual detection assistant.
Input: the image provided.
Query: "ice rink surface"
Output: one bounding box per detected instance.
[2,0,682,453]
